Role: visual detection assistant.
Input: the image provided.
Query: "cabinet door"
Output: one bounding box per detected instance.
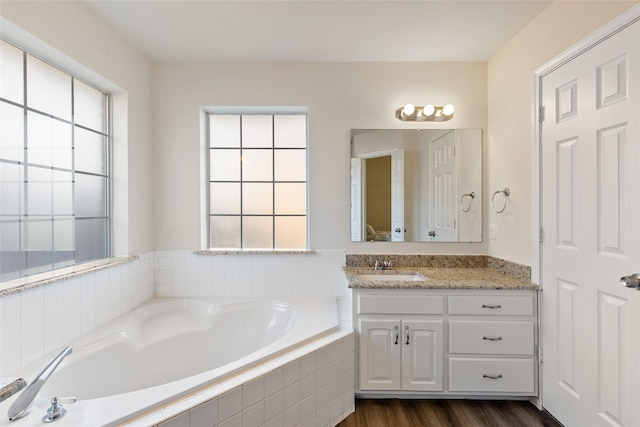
[401,319,444,391]
[359,319,401,390]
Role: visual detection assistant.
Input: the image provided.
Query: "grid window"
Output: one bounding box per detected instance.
[0,39,110,281]
[207,112,307,249]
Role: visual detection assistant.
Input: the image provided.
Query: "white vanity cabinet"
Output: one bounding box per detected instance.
[354,288,538,397]
[357,293,444,392]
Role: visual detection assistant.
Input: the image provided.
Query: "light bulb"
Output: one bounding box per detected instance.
[402,104,415,116]
[442,104,455,116]
[422,104,435,116]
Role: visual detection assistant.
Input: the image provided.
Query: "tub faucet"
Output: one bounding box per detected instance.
[7,346,72,422]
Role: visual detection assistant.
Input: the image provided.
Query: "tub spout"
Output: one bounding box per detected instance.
[7,346,72,422]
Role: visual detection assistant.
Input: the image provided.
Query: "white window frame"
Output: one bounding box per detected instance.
[200,106,309,250]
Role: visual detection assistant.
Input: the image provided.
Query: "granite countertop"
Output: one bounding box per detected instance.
[344,266,539,290]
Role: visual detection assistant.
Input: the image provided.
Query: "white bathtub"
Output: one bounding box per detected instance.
[0,297,340,426]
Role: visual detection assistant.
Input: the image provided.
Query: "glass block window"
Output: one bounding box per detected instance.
[0,39,110,281]
[207,112,308,249]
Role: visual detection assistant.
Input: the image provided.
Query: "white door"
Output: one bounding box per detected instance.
[359,319,400,390]
[429,131,457,241]
[391,149,405,242]
[540,19,640,427]
[401,320,444,391]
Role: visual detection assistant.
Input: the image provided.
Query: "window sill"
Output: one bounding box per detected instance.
[0,256,139,297]
[194,249,316,255]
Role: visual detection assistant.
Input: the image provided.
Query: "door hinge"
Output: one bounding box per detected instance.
[538,106,545,123]
[539,225,544,243]
[538,346,543,363]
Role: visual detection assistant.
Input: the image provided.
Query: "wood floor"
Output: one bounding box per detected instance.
[338,399,563,427]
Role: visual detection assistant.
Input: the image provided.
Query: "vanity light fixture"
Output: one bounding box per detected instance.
[395,103,455,122]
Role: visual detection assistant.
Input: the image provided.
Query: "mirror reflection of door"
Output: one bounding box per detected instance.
[362,149,405,242]
[365,156,391,241]
[429,131,458,241]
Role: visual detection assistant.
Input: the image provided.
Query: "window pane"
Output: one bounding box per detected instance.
[0,101,25,162]
[210,216,240,248]
[0,40,23,104]
[242,149,272,181]
[27,112,72,169]
[0,162,23,216]
[275,183,306,215]
[26,170,52,216]
[74,80,106,132]
[75,218,107,262]
[25,218,52,251]
[0,219,21,251]
[210,115,240,148]
[210,183,240,214]
[275,216,306,249]
[26,55,71,121]
[53,217,74,250]
[243,216,272,248]
[75,127,107,175]
[274,150,306,181]
[53,175,73,216]
[75,173,107,217]
[242,115,272,148]
[274,115,306,148]
[243,183,272,214]
[210,149,240,181]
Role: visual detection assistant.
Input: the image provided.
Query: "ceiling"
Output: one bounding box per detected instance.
[83,0,554,63]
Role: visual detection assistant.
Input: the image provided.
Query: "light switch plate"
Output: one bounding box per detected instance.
[489,224,499,240]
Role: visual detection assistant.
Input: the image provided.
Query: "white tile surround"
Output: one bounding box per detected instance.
[153,250,352,327]
[132,331,355,427]
[0,249,354,426]
[0,253,155,378]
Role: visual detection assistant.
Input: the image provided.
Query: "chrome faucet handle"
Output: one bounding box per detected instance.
[42,396,76,423]
[8,346,72,421]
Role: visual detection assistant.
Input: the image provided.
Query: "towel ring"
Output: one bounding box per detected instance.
[491,188,510,214]
[460,192,475,213]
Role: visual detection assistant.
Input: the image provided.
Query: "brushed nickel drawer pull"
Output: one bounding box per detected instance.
[482,374,503,380]
[482,304,502,309]
[482,336,503,341]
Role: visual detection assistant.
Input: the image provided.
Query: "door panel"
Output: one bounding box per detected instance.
[359,319,400,390]
[401,320,443,391]
[541,19,640,427]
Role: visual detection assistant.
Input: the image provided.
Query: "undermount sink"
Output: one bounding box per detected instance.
[357,273,427,282]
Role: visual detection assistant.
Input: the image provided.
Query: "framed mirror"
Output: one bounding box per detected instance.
[350,129,482,242]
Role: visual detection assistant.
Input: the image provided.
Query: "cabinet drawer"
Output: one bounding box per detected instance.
[449,357,535,393]
[449,321,534,355]
[448,295,533,316]
[358,294,444,315]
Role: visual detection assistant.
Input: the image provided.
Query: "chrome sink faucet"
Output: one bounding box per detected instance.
[7,346,72,421]
[370,258,393,270]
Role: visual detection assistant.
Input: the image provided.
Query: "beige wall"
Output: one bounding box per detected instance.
[0,1,155,255]
[487,1,638,265]
[153,62,488,253]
